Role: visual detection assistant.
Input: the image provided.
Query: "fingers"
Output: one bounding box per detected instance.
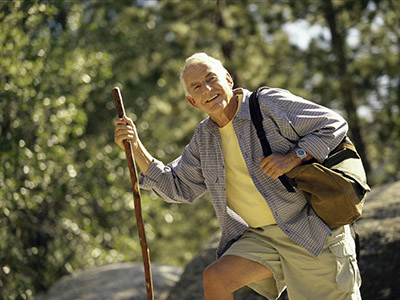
[114,115,133,126]
[259,154,292,179]
[115,128,134,143]
[114,116,137,149]
[259,157,280,179]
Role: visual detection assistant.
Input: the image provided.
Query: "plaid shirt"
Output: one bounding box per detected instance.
[140,88,348,257]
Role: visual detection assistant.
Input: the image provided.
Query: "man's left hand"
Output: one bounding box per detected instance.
[258,152,301,179]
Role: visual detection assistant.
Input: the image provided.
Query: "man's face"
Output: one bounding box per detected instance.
[183,62,234,120]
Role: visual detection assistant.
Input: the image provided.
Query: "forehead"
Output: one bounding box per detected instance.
[183,62,223,83]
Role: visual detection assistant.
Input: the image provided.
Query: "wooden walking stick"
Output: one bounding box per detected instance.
[112,87,154,300]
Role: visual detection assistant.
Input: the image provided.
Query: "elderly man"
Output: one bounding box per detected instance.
[114,53,361,300]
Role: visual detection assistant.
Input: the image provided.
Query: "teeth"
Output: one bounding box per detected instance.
[206,95,218,103]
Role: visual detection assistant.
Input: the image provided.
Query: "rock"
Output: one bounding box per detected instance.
[166,234,219,300]
[36,263,183,300]
[167,181,400,300]
[356,180,400,300]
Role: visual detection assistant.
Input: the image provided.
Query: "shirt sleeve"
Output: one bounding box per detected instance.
[260,88,348,162]
[139,130,207,203]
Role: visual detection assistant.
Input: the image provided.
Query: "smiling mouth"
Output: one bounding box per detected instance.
[205,94,218,103]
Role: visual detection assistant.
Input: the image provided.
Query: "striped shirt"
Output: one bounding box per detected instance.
[140,88,348,257]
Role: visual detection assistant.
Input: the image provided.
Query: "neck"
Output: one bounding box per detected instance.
[211,94,239,127]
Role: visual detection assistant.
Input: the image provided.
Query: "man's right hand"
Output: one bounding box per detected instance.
[114,116,138,150]
[113,116,154,175]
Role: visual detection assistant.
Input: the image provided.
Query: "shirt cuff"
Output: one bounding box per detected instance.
[298,135,333,163]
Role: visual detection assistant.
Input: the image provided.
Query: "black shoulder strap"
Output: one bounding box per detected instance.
[249,87,272,157]
[249,87,296,193]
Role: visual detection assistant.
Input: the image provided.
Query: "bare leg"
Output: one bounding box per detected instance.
[203,255,273,300]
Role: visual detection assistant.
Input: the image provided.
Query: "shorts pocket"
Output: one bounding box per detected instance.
[329,240,361,292]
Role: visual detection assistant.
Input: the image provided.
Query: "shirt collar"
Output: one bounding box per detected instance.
[235,88,251,120]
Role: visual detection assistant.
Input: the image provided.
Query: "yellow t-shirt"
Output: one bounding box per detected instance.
[219,103,276,228]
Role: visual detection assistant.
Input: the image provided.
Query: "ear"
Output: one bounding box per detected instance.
[225,72,234,89]
[186,96,198,108]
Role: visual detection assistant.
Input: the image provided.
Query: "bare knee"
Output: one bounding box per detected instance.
[203,260,234,292]
[203,261,224,287]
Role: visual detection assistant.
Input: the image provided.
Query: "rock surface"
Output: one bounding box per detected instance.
[357,180,400,300]
[36,263,183,300]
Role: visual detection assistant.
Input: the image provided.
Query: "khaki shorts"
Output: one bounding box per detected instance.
[223,225,361,300]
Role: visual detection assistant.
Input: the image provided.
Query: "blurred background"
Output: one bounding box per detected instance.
[1,0,399,299]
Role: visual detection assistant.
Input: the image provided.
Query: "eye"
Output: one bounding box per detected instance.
[206,76,217,84]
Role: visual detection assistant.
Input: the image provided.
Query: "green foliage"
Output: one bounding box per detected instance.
[0,2,114,298]
[1,0,399,299]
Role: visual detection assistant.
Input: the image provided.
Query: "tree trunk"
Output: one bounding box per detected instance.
[215,0,242,87]
[323,0,371,174]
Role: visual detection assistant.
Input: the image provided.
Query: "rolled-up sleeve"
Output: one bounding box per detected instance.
[262,89,348,162]
[139,133,207,204]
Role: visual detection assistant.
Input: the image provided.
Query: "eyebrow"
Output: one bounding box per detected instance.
[190,72,214,88]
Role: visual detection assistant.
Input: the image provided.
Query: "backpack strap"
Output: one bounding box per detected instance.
[249,87,296,193]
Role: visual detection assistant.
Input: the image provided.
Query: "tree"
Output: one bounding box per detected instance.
[282,0,400,183]
[0,1,115,298]
[322,0,371,174]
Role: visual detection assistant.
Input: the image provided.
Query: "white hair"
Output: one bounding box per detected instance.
[180,53,227,96]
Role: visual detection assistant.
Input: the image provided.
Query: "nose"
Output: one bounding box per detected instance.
[202,82,212,93]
